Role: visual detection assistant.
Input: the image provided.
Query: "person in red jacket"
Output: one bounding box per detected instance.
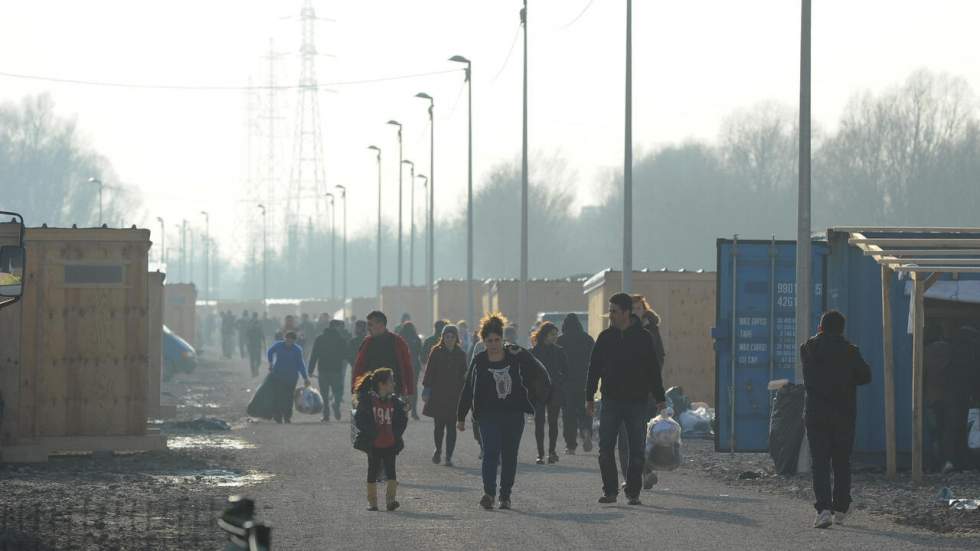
[351,311,416,409]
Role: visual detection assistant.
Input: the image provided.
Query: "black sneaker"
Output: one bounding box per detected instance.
[480,494,495,510]
[498,498,511,510]
[565,448,576,456]
[583,438,593,452]
[547,452,559,464]
[444,458,454,467]
[432,450,441,464]
[535,456,545,465]
[598,495,617,504]
[386,501,400,512]
[627,496,642,506]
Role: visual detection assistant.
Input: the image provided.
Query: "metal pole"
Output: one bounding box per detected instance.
[181,220,187,282]
[410,166,416,287]
[428,101,435,322]
[157,217,165,265]
[622,0,633,293]
[335,185,348,315]
[794,0,812,383]
[201,211,210,304]
[369,146,383,298]
[397,127,404,287]
[466,63,474,328]
[519,0,529,344]
[258,205,267,312]
[326,194,336,299]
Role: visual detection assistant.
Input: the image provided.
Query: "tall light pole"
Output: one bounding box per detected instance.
[519,0,529,343]
[368,145,383,298]
[180,220,188,282]
[200,211,210,304]
[402,159,416,287]
[795,0,812,383]
[415,92,435,321]
[418,174,429,303]
[156,216,165,266]
[257,204,267,311]
[450,54,473,328]
[88,177,103,226]
[325,192,337,300]
[387,120,404,286]
[622,0,634,294]
[334,185,348,315]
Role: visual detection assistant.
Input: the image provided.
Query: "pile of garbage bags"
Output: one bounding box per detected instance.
[666,386,715,439]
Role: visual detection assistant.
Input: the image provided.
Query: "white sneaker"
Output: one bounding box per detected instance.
[834,511,847,525]
[813,509,832,529]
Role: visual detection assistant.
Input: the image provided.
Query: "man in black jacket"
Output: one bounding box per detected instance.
[586,293,665,505]
[801,310,871,529]
[558,313,595,454]
[308,320,349,422]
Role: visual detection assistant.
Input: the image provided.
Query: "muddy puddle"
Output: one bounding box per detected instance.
[167,435,255,450]
[152,469,273,487]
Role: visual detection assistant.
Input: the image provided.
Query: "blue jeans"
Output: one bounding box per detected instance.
[598,399,647,498]
[478,410,526,499]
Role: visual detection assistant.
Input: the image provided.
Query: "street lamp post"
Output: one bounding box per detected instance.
[519,0,529,343]
[180,220,188,282]
[88,177,104,226]
[200,211,210,303]
[402,160,416,287]
[156,216,165,266]
[449,54,473,328]
[334,185,348,317]
[415,92,435,321]
[325,192,336,300]
[257,204,267,312]
[622,0,633,294]
[387,120,404,287]
[418,174,429,306]
[368,145,383,298]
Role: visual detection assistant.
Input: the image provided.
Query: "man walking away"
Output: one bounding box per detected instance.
[586,293,665,506]
[351,311,416,409]
[558,313,595,454]
[801,310,872,529]
[309,320,350,422]
[237,310,249,359]
[245,312,266,377]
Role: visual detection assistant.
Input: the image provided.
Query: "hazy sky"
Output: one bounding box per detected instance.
[1,0,978,264]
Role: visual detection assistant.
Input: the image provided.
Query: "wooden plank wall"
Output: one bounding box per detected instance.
[0,222,22,446]
[147,272,164,418]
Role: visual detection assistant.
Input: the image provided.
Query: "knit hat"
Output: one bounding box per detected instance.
[441,324,459,340]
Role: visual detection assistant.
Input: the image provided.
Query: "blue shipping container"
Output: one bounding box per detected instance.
[714,238,827,452]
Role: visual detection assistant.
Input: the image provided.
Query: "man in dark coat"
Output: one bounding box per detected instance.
[801,310,872,529]
[558,313,595,453]
[245,312,266,378]
[308,320,350,421]
[351,311,416,408]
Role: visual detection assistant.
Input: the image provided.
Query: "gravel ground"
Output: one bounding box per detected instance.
[683,438,980,535]
[3,354,979,549]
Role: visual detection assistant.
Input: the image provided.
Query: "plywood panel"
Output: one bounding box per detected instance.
[0,223,23,446]
[147,272,164,417]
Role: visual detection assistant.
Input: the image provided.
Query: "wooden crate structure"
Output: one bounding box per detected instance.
[345,296,379,323]
[485,278,588,337]
[584,269,716,403]
[147,271,174,418]
[433,280,487,328]
[1,227,165,461]
[0,222,24,451]
[381,286,432,336]
[163,283,197,344]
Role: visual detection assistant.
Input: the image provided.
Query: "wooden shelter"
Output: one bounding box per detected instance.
[380,286,432,335]
[0,227,165,461]
[163,283,197,345]
[841,227,980,482]
[484,278,588,338]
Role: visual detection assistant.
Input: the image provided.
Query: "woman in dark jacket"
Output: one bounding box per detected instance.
[457,313,550,510]
[421,324,468,467]
[397,321,424,420]
[558,313,596,453]
[530,322,568,465]
[353,368,408,511]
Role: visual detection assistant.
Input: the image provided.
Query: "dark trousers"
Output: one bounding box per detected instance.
[806,414,855,513]
[599,399,647,498]
[534,394,562,456]
[247,346,262,377]
[562,388,589,451]
[367,447,397,482]
[317,370,345,419]
[272,374,297,423]
[478,410,525,499]
[434,418,457,458]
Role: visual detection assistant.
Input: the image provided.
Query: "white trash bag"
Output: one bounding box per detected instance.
[294,386,324,415]
[646,408,682,471]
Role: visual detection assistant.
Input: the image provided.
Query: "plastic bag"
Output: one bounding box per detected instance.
[679,407,714,438]
[665,386,690,416]
[646,408,682,471]
[246,373,281,419]
[769,383,806,475]
[969,408,980,454]
[294,386,324,415]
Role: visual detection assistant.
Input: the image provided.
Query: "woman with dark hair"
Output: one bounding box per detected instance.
[530,322,568,465]
[457,313,551,510]
[558,313,596,453]
[421,324,468,466]
[353,368,408,511]
[397,321,424,420]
